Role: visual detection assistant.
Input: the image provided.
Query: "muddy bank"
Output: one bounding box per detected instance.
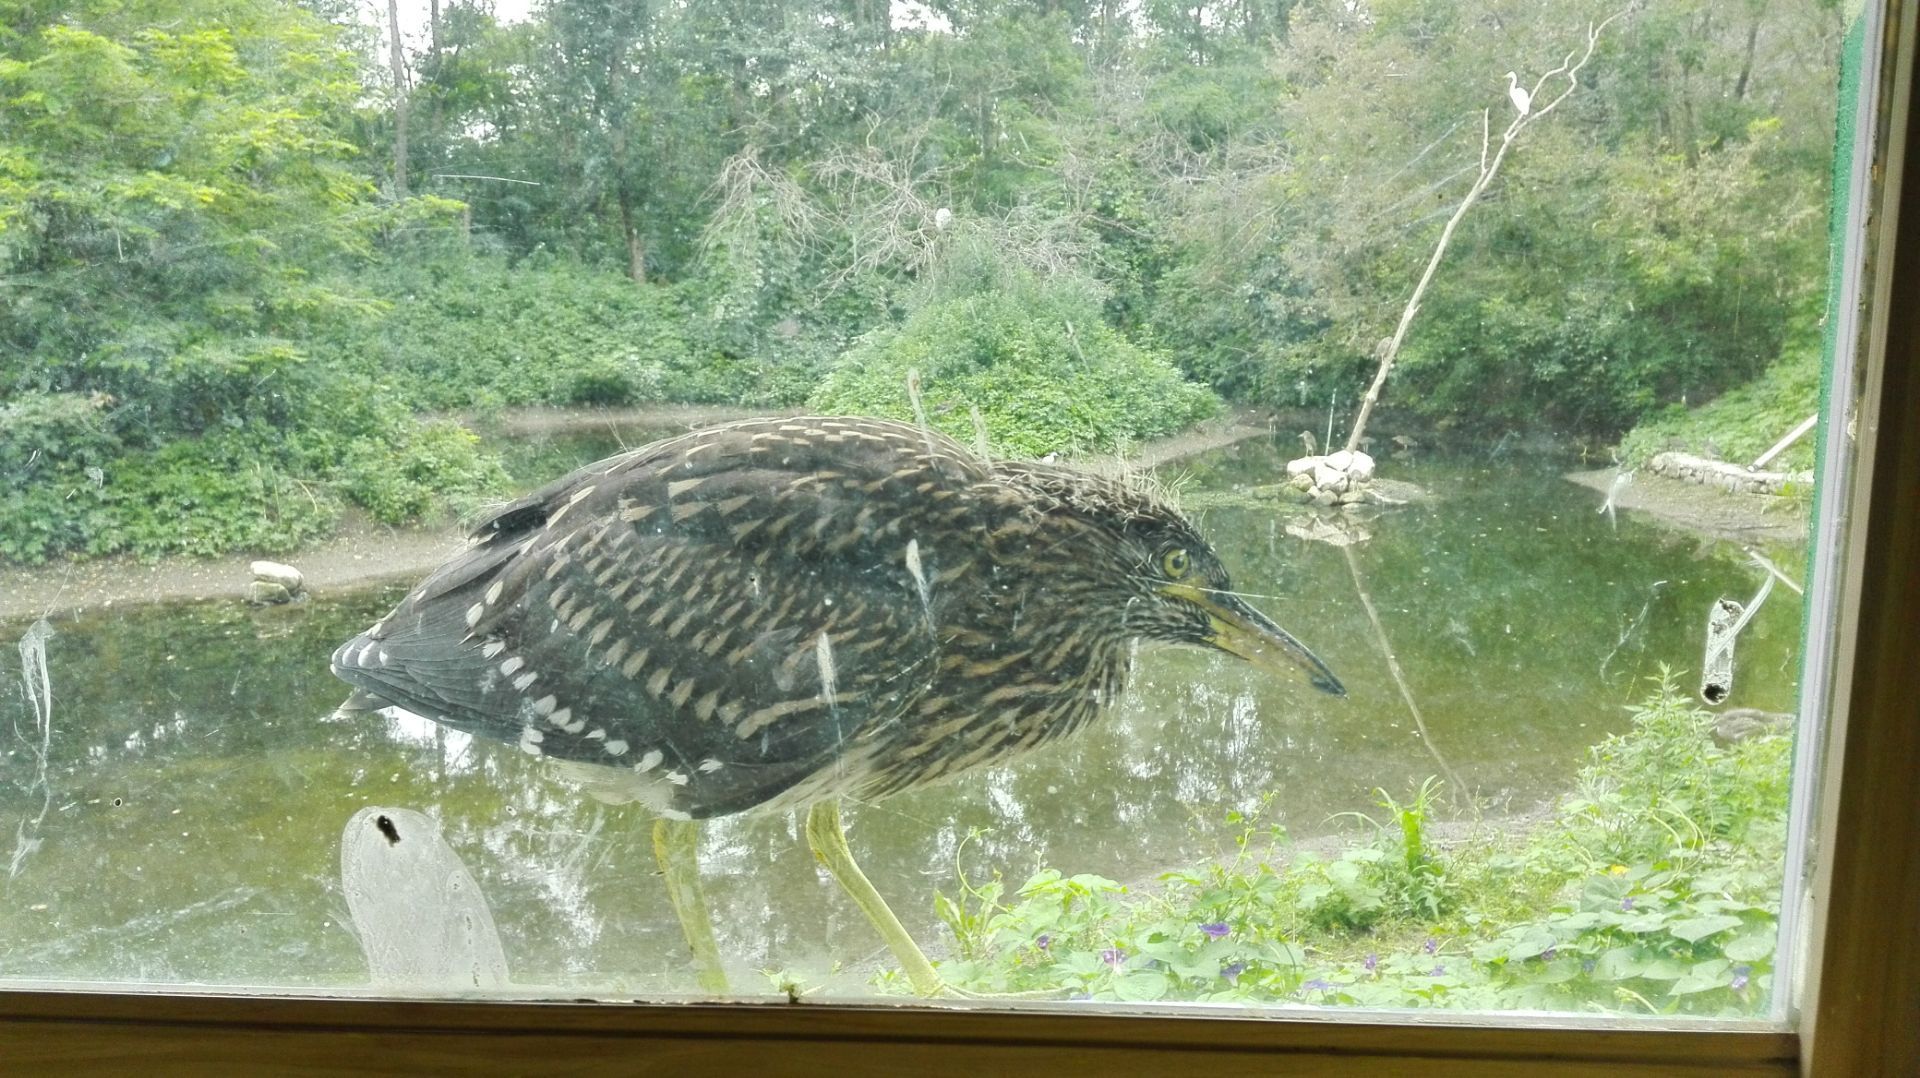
[1564,467,1809,544]
[0,408,1281,623]
[0,515,470,626]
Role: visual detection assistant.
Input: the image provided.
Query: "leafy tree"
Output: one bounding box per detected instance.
[0,0,453,436]
[0,0,482,562]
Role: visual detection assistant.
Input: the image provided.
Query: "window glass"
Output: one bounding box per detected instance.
[0,0,1865,1018]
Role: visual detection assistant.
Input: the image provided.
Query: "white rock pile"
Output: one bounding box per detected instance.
[1283,449,1382,508]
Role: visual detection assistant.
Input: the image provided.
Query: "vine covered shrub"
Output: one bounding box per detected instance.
[1617,347,1822,472]
[810,274,1217,458]
[317,250,828,411]
[1,394,505,565]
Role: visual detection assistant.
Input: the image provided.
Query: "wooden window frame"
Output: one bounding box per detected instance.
[3,5,1916,1074]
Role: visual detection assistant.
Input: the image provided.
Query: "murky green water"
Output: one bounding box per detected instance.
[0,428,1806,996]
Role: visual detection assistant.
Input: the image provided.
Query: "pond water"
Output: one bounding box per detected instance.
[0,427,1806,997]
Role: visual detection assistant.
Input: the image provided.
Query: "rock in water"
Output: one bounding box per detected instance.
[1312,463,1348,494]
[341,806,510,991]
[251,560,304,592]
[246,581,292,605]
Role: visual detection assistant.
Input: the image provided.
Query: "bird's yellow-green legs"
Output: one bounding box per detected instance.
[804,799,943,997]
[652,817,730,995]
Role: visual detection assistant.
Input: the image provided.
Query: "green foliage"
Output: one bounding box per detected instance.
[320,416,506,527]
[1,388,505,564]
[1374,119,1826,435]
[1618,348,1824,471]
[0,391,119,477]
[1142,0,1838,436]
[1,428,340,563]
[1554,676,1794,871]
[1311,777,1457,928]
[316,249,738,409]
[929,680,1790,1015]
[0,0,502,564]
[0,0,451,436]
[811,269,1217,458]
[2,0,1844,562]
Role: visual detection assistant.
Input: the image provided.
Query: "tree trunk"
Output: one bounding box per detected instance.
[427,0,443,165]
[1733,13,1761,101]
[617,187,646,284]
[600,8,645,284]
[386,0,409,198]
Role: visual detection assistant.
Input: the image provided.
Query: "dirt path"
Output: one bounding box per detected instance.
[0,407,1282,623]
[0,517,470,624]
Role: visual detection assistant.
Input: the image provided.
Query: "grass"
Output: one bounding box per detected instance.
[1618,349,1821,473]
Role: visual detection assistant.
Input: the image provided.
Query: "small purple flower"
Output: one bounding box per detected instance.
[1100,947,1126,969]
[1731,965,1751,991]
[1621,897,1636,912]
[1541,947,1558,962]
[1200,922,1230,940]
[1302,978,1334,992]
[1221,962,1247,984]
[1430,965,1447,977]
[1035,934,1051,951]
[1363,953,1379,973]
[1423,937,1439,955]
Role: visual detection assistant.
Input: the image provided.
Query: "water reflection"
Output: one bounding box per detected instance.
[0,433,1805,995]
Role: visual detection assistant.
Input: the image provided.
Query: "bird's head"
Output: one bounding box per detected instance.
[1115,514,1346,697]
[1002,462,1345,697]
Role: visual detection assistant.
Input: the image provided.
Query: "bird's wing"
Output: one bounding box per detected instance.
[332,417,992,818]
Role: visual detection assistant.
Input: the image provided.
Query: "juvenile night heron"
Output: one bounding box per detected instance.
[330,416,1343,995]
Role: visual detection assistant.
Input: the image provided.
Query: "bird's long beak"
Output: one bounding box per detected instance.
[1164,583,1346,696]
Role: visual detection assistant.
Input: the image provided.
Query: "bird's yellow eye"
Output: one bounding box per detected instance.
[1162,548,1192,579]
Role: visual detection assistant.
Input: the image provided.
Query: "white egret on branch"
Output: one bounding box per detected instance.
[1506,71,1532,116]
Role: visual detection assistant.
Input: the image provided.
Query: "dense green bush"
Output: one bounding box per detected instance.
[920,680,1788,1015]
[315,250,826,412]
[316,252,685,409]
[1617,348,1823,471]
[1,394,505,564]
[0,392,120,478]
[811,273,1217,458]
